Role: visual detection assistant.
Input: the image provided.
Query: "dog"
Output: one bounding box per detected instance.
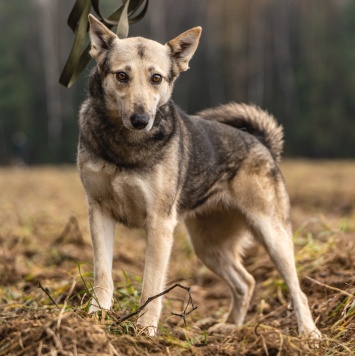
[77,14,321,338]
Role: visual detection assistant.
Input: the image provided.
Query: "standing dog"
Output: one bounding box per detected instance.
[78,14,320,338]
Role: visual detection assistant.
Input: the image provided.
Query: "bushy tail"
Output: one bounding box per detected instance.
[197,102,284,162]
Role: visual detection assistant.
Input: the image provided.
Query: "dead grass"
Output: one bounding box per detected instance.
[0,160,354,355]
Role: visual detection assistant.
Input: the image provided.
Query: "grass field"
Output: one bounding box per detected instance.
[0,160,354,355]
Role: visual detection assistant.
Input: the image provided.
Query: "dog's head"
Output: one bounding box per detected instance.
[88,14,201,131]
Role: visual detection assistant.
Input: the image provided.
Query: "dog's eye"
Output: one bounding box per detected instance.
[116,71,129,83]
[151,74,162,84]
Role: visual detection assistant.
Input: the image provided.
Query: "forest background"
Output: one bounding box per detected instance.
[1,0,355,165]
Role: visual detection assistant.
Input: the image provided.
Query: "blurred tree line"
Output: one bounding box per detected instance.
[0,0,354,165]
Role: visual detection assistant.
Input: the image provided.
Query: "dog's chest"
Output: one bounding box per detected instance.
[81,163,153,228]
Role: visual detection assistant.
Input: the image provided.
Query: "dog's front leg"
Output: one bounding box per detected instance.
[88,203,115,312]
[137,216,177,336]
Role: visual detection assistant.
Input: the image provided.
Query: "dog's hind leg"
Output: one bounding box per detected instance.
[231,156,321,337]
[185,209,255,326]
[249,214,321,337]
[88,202,115,312]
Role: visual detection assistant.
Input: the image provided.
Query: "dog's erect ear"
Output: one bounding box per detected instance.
[166,27,202,72]
[88,14,117,60]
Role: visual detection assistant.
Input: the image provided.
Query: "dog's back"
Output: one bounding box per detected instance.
[172,106,277,213]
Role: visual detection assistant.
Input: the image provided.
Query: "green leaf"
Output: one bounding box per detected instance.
[59,0,149,88]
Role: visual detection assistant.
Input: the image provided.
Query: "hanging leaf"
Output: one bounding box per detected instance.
[116,0,130,39]
[59,0,149,88]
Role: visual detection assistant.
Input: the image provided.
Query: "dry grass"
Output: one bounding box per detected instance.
[0,160,354,355]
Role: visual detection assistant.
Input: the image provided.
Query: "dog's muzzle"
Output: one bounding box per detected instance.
[130,113,149,130]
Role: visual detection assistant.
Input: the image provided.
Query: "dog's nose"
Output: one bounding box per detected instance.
[130,114,149,130]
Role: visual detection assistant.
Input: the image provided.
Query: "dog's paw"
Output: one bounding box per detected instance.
[89,303,100,314]
[136,308,159,337]
[88,297,112,313]
[300,326,322,339]
[309,333,322,349]
[87,285,113,313]
[136,323,157,338]
[208,322,236,335]
[309,328,322,339]
[307,328,322,348]
[299,327,322,349]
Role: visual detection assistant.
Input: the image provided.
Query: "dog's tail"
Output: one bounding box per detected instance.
[197,103,284,162]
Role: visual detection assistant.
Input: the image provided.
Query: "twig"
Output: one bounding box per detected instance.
[77,260,101,309]
[64,280,77,304]
[57,281,76,330]
[115,283,197,324]
[38,282,60,309]
[260,334,269,356]
[171,287,198,326]
[305,276,354,298]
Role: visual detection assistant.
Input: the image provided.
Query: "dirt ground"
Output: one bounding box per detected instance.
[0,160,354,355]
